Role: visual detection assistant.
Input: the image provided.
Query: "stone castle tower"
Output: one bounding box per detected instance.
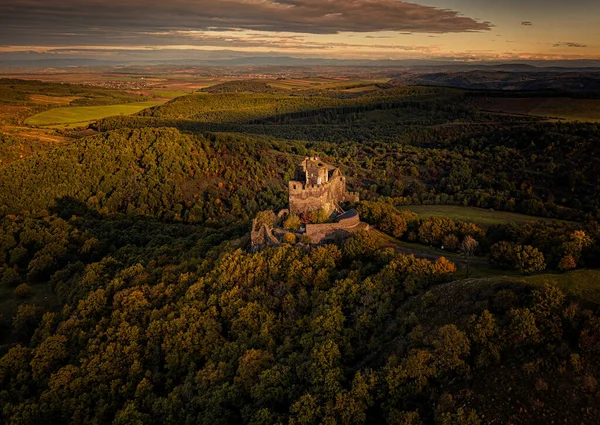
[288,156,359,217]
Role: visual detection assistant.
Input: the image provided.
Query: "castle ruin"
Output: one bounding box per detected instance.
[288,157,359,217]
[251,157,367,251]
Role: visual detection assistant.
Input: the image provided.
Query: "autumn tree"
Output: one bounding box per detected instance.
[459,236,479,278]
[513,245,546,275]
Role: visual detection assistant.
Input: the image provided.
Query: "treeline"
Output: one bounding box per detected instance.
[200,80,287,94]
[357,201,600,273]
[137,87,465,125]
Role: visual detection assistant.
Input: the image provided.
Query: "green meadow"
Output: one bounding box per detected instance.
[401,205,570,227]
[25,101,164,127]
[513,269,600,305]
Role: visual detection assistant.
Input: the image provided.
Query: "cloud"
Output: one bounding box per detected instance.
[0,0,492,46]
[553,42,588,48]
[521,21,533,26]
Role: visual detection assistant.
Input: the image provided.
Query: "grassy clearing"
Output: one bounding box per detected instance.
[25,101,164,127]
[401,205,570,227]
[512,269,600,304]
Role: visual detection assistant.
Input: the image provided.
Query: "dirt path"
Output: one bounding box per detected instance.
[373,229,489,266]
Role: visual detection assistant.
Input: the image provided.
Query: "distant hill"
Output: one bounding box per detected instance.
[390,70,600,94]
[200,80,287,94]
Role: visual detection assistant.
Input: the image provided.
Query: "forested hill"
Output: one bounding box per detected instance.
[0,128,293,221]
[137,86,464,123]
[200,80,287,94]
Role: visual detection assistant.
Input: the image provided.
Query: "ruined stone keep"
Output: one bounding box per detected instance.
[288,157,359,217]
[251,157,367,252]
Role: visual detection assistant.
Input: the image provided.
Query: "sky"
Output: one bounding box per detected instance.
[0,0,599,62]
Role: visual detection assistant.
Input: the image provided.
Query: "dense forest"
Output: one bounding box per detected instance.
[1,78,600,424]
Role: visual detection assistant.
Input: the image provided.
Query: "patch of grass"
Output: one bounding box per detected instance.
[513,269,600,305]
[401,205,570,227]
[24,101,164,127]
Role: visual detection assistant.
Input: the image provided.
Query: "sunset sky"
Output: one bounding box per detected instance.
[1,0,598,61]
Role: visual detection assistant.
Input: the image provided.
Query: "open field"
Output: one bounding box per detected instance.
[512,269,600,305]
[25,101,164,127]
[473,97,600,122]
[401,205,571,227]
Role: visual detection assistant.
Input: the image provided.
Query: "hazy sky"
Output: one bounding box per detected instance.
[0,0,598,61]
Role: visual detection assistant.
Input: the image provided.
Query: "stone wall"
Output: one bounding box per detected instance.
[305,209,363,244]
[250,222,281,252]
[289,169,357,216]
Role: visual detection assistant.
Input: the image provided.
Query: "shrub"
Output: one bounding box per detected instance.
[558,254,577,271]
[310,208,330,224]
[254,210,276,230]
[283,213,302,231]
[283,232,297,245]
[1,267,21,288]
[14,283,34,299]
[442,234,460,251]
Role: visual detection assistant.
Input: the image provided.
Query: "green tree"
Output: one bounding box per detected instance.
[513,245,546,275]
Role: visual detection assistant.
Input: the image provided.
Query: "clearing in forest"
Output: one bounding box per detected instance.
[25,101,164,127]
[401,205,571,227]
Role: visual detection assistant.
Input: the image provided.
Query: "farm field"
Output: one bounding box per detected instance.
[473,97,600,122]
[24,101,164,127]
[401,204,571,227]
